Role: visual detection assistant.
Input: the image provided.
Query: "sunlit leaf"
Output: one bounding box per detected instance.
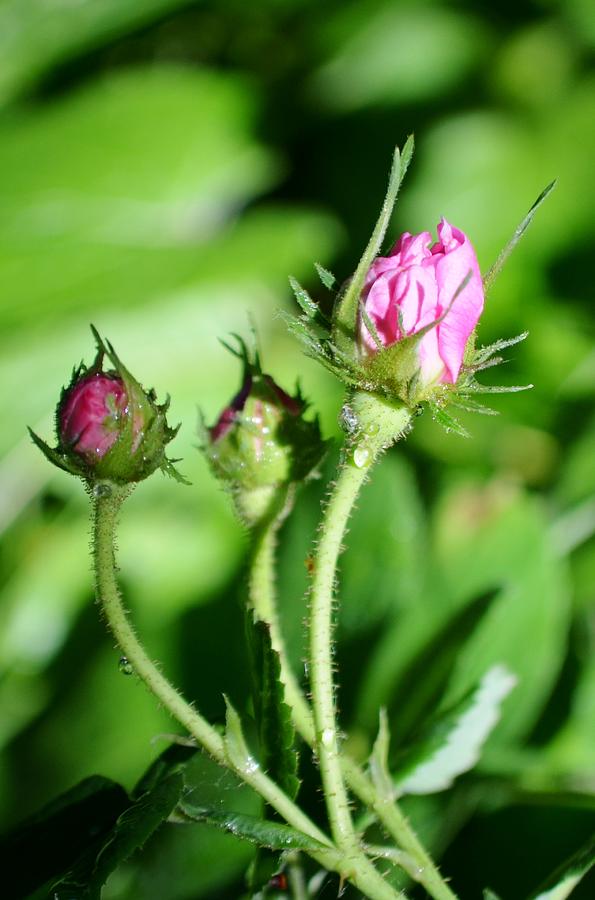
[394,665,517,795]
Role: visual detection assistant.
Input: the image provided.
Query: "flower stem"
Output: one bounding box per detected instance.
[92,481,401,900]
[248,487,314,733]
[248,392,457,900]
[308,396,411,854]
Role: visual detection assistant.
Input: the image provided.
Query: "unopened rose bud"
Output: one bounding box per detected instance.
[59,372,132,461]
[202,345,326,525]
[30,328,186,486]
[358,218,484,400]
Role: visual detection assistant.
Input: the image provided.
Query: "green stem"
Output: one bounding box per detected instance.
[248,489,314,735]
[248,393,457,900]
[92,481,400,900]
[308,395,411,854]
[287,857,309,900]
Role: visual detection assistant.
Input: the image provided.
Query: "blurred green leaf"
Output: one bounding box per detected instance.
[437,486,571,746]
[530,835,595,900]
[355,485,570,750]
[0,0,198,104]
[0,775,128,899]
[0,66,277,339]
[311,3,490,109]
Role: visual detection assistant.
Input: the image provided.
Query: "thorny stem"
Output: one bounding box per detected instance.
[249,393,457,900]
[92,482,401,900]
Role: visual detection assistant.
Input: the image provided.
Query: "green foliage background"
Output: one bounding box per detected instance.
[0,0,593,897]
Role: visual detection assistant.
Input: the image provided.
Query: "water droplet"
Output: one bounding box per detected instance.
[243,756,260,775]
[119,656,134,676]
[366,422,380,435]
[353,446,370,468]
[339,404,359,435]
[93,483,112,498]
[321,728,334,748]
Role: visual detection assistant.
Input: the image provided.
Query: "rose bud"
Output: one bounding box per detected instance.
[29,327,186,486]
[202,344,326,525]
[59,372,131,462]
[358,218,484,402]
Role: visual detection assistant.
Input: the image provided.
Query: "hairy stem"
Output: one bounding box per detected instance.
[308,396,411,854]
[92,481,401,900]
[249,393,457,900]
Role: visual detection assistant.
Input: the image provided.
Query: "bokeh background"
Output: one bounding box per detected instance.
[1,0,594,897]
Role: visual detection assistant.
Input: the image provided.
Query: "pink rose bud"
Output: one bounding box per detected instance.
[202,344,326,524]
[359,218,484,387]
[59,373,131,461]
[30,328,186,486]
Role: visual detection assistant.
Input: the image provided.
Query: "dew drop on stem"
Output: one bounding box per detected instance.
[119,656,134,675]
[353,445,370,468]
[93,483,112,499]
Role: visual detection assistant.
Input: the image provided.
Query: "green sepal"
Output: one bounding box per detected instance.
[483,181,556,292]
[429,403,470,439]
[90,327,188,485]
[28,426,87,478]
[315,262,336,290]
[289,275,322,321]
[332,136,414,360]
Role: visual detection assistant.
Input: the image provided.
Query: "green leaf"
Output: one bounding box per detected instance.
[369,709,394,801]
[246,616,300,800]
[530,836,595,900]
[332,136,414,357]
[224,696,260,775]
[437,492,571,746]
[132,740,199,799]
[393,665,517,795]
[178,802,328,852]
[245,616,300,892]
[0,776,128,899]
[27,772,185,899]
[88,772,185,894]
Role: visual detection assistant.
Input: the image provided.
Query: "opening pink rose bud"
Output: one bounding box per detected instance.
[59,373,131,461]
[359,218,484,387]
